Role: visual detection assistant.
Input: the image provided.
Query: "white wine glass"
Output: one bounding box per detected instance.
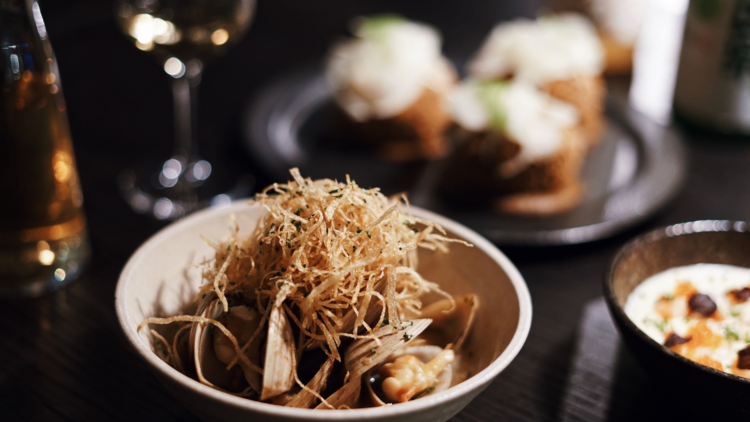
[115,0,255,220]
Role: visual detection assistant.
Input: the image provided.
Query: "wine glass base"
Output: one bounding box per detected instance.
[0,231,90,298]
[118,157,254,221]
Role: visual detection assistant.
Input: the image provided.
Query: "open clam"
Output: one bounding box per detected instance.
[417,294,478,350]
[189,291,293,399]
[361,294,480,407]
[365,345,454,406]
[189,295,248,393]
[314,319,433,409]
[344,318,433,380]
[188,291,478,408]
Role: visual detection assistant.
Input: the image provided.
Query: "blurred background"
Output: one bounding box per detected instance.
[4,0,750,420]
[24,0,549,258]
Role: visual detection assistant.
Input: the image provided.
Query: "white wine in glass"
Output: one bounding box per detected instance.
[115,0,254,220]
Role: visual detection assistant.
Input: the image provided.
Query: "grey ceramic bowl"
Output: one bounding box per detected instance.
[604,220,750,404]
[116,201,532,422]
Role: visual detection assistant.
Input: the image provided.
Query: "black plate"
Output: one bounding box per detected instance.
[243,67,686,246]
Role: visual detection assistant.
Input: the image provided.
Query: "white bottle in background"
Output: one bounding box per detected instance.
[674,0,750,133]
[628,0,689,125]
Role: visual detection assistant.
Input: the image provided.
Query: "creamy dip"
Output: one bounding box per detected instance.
[625,264,750,378]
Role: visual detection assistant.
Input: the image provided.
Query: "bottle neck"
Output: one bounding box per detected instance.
[1,1,49,84]
[1,0,64,110]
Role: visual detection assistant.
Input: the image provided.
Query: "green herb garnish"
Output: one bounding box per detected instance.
[644,318,668,332]
[474,80,510,131]
[355,13,406,40]
[725,327,740,342]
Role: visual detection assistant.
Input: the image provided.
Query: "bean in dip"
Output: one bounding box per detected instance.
[625,264,750,379]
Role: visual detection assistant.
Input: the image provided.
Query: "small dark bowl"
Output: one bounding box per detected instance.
[604,220,750,405]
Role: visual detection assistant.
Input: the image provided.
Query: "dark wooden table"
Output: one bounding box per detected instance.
[2,1,749,420]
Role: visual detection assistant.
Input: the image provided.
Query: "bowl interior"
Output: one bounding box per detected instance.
[117,201,529,417]
[609,226,750,308]
[606,221,750,392]
[605,220,750,414]
[416,231,520,374]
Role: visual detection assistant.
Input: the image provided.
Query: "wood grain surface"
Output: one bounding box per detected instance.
[1,0,749,420]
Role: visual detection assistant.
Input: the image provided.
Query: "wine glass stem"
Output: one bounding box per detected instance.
[171,72,201,160]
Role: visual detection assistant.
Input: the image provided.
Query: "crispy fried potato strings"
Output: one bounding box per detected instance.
[139,168,471,398]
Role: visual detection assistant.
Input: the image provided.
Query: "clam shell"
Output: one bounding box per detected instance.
[338,298,384,336]
[418,294,478,349]
[188,291,216,364]
[213,305,264,392]
[190,297,244,392]
[314,379,361,410]
[344,318,433,380]
[285,357,335,408]
[305,278,386,352]
[314,319,432,409]
[339,277,386,334]
[260,299,296,400]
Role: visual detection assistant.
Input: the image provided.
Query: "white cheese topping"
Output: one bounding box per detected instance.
[448,79,579,166]
[625,264,750,372]
[591,0,647,45]
[326,16,454,121]
[467,14,604,86]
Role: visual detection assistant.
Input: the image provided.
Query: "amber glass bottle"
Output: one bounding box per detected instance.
[0,0,90,296]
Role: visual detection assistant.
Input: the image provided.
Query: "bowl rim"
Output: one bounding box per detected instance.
[603,219,750,386]
[115,200,533,419]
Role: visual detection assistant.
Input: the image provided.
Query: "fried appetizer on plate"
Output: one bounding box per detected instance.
[326,15,456,161]
[467,14,606,148]
[442,80,588,216]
